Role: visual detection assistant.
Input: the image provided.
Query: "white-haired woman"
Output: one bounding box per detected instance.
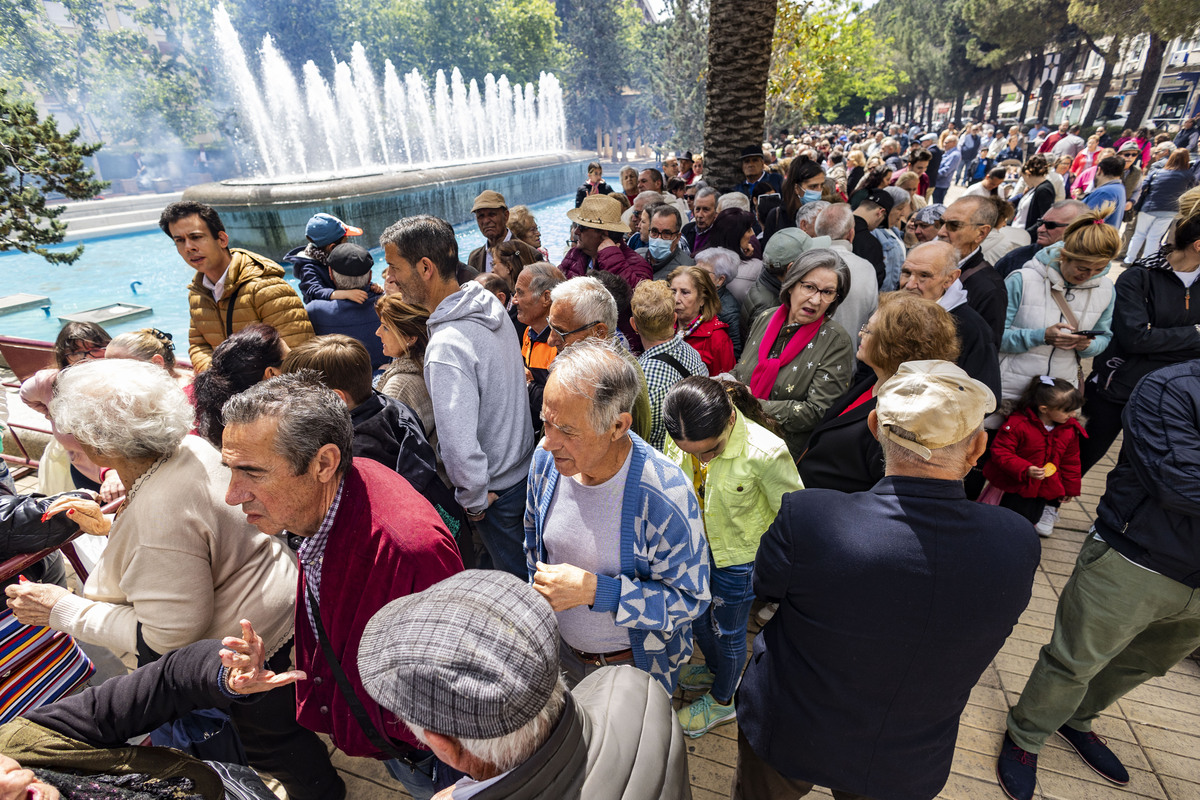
[3,359,341,800]
[695,247,746,358]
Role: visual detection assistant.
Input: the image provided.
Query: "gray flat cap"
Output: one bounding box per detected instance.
[358,570,559,739]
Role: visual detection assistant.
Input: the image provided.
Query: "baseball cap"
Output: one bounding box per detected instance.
[326,243,374,277]
[865,188,895,214]
[306,213,363,248]
[358,571,560,740]
[471,190,508,212]
[920,133,938,143]
[762,228,832,273]
[875,360,996,461]
[1118,141,1141,154]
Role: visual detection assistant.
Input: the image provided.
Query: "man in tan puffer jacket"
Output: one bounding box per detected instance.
[161,201,314,372]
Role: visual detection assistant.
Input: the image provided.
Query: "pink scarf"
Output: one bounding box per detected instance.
[749,305,823,399]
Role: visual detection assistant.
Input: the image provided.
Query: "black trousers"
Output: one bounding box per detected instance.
[229,642,346,800]
[1000,492,1048,525]
[1080,391,1126,477]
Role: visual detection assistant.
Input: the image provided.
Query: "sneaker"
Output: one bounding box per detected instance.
[679,664,715,691]
[1035,506,1059,537]
[996,732,1038,800]
[677,693,736,737]
[756,603,778,623]
[1056,725,1129,785]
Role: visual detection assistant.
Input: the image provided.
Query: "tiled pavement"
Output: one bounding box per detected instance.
[7,388,1200,800]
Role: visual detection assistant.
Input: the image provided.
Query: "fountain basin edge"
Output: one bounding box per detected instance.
[183,151,596,257]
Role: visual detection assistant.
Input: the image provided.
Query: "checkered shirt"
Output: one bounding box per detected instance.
[639,336,710,450]
[296,479,345,635]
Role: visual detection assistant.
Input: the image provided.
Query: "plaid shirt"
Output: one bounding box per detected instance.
[296,480,345,635]
[638,336,709,451]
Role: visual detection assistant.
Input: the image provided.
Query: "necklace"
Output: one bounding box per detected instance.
[682,315,705,338]
[114,455,169,519]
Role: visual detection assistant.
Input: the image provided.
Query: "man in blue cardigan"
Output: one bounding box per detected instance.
[735,361,1039,800]
[524,338,710,695]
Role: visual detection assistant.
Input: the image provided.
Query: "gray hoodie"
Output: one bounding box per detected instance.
[426,280,535,512]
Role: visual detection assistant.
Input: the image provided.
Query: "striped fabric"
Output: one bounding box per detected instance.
[0,608,94,723]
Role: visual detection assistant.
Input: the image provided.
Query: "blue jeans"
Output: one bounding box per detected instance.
[384,752,464,800]
[694,559,755,704]
[472,480,529,579]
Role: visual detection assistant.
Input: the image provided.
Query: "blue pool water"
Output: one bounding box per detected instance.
[0,192,578,347]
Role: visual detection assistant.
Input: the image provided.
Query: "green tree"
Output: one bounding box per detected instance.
[768,0,901,128]
[557,0,643,140]
[0,88,106,264]
[640,0,709,150]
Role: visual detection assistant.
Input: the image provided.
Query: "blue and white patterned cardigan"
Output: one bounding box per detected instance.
[525,433,711,694]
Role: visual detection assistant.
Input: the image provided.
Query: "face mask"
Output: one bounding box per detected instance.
[648,237,673,261]
[802,189,823,204]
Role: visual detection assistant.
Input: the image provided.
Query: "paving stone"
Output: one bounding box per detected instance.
[1142,747,1200,783]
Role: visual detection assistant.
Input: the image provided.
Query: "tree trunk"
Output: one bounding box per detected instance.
[703,0,778,191]
[1019,48,1041,123]
[990,76,1002,121]
[953,92,965,124]
[1082,54,1116,129]
[924,94,933,129]
[1126,32,1166,130]
[976,83,990,122]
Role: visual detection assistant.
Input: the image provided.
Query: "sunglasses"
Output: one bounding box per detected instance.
[1036,219,1070,230]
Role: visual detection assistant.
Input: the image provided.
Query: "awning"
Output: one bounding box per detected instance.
[997,100,1024,114]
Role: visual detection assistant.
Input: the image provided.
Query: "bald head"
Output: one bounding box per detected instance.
[899,241,961,301]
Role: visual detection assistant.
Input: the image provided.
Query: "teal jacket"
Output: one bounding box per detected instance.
[665,410,803,568]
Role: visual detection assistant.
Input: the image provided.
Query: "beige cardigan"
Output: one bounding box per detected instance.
[50,436,297,658]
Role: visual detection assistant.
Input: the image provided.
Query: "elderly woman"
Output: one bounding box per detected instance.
[507,204,549,260]
[694,247,745,357]
[799,292,961,492]
[999,210,1119,403]
[4,359,337,800]
[670,265,736,375]
[732,249,855,459]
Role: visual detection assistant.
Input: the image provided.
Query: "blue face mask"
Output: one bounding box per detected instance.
[802,189,823,204]
[648,237,674,261]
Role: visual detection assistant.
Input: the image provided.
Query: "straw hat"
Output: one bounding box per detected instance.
[566,195,630,233]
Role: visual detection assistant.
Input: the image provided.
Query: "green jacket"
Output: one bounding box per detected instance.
[665,410,803,568]
[732,311,855,460]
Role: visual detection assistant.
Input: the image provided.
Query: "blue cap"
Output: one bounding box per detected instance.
[306,213,363,248]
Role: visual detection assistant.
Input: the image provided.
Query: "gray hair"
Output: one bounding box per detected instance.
[795,199,830,230]
[780,248,852,318]
[331,269,370,290]
[548,337,639,434]
[717,192,750,212]
[634,190,664,209]
[879,423,982,472]
[695,247,741,286]
[814,203,854,240]
[525,262,565,296]
[409,678,567,774]
[50,359,192,460]
[695,186,719,204]
[650,204,682,232]
[221,372,354,477]
[549,276,618,334]
[1050,198,1090,216]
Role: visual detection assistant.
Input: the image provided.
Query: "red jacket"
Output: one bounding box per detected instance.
[684,316,736,375]
[983,408,1086,500]
[294,458,463,758]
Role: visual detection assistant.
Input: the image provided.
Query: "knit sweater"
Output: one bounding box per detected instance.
[377,356,435,440]
[49,436,297,659]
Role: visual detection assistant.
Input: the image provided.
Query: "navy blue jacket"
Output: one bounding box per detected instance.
[284,246,336,303]
[995,243,1040,279]
[305,291,387,369]
[1096,359,1200,587]
[739,477,1039,800]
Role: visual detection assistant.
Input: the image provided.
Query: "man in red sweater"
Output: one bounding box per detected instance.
[221,373,464,800]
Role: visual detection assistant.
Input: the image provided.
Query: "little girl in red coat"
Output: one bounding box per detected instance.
[983,376,1086,537]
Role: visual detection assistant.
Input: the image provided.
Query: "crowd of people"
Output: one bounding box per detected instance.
[1,113,1199,800]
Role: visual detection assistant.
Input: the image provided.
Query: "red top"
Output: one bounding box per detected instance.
[983,407,1087,501]
[839,387,874,417]
[684,316,736,375]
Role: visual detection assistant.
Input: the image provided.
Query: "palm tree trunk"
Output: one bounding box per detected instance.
[703,0,779,190]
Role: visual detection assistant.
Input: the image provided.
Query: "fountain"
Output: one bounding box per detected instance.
[184,4,589,255]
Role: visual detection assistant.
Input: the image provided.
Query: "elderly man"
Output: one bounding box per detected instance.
[908,203,945,245]
[383,215,535,579]
[663,155,681,180]
[284,211,365,303]
[682,187,719,253]
[795,199,830,237]
[358,570,694,799]
[736,145,784,198]
[899,241,1002,400]
[932,135,961,204]
[561,195,653,290]
[466,190,540,274]
[995,199,1090,277]
[631,280,708,451]
[160,200,314,372]
[638,205,695,281]
[547,276,653,441]
[514,262,566,434]
[736,360,1039,800]
[814,204,879,355]
[997,359,1200,800]
[624,190,665,250]
[220,374,464,800]
[937,196,1007,346]
[524,338,710,692]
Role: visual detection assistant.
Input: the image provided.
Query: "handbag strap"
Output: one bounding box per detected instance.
[223,283,243,338]
[1048,288,1086,389]
[304,586,419,767]
[649,351,689,380]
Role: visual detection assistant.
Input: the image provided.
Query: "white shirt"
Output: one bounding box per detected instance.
[937,278,969,312]
[202,266,230,302]
[1175,269,1200,288]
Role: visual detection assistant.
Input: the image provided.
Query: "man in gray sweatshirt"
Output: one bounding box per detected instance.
[381,215,535,579]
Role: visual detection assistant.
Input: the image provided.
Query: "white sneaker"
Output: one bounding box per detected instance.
[1035,506,1059,537]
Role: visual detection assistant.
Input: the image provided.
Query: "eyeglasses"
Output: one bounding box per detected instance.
[549,320,601,339]
[941,219,980,232]
[859,324,873,336]
[1036,218,1070,230]
[565,239,578,248]
[65,346,107,363]
[649,227,679,239]
[794,281,838,301]
[684,194,697,202]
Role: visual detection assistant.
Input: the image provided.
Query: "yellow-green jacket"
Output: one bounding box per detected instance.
[665,409,803,568]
